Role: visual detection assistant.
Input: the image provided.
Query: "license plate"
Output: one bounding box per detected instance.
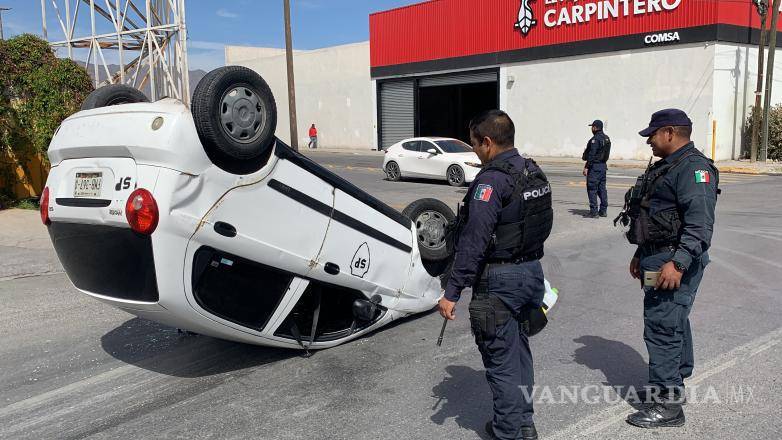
[74,172,103,198]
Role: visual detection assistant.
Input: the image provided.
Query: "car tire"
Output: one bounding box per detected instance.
[191,66,277,175]
[447,165,466,187]
[80,84,149,110]
[402,198,455,263]
[385,161,402,181]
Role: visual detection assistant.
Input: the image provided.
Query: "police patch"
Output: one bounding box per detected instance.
[694,170,710,183]
[474,184,493,202]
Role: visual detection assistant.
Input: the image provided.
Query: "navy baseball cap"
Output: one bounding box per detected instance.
[639,109,692,137]
[589,120,603,129]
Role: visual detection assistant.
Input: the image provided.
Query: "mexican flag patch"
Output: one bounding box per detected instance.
[694,170,710,183]
[474,184,494,202]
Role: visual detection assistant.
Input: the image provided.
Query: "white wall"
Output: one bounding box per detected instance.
[501,44,716,161]
[226,42,374,150]
[712,43,782,161]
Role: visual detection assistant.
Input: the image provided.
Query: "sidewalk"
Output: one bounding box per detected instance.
[306,147,782,175]
[0,209,61,280]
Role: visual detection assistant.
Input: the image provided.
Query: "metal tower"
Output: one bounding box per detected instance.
[41,0,190,106]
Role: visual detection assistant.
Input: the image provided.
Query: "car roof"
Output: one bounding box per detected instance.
[396,137,461,143]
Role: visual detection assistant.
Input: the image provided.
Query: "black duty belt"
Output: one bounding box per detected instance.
[480,250,543,279]
[485,249,543,266]
[639,243,676,255]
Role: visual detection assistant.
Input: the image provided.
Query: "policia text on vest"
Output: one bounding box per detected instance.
[438,110,552,440]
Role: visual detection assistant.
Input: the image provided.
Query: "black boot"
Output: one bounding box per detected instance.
[485,421,538,440]
[626,403,685,428]
[598,210,607,217]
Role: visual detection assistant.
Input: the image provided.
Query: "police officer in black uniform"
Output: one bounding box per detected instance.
[582,120,611,218]
[438,110,553,440]
[617,109,719,428]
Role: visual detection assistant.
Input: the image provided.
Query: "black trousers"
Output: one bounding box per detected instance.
[469,260,544,440]
[640,250,708,391]
[586,163,608,213]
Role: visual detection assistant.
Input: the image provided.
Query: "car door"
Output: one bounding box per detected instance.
[416,141,450,178]
[403,141,432,177]
[183,158,335,334]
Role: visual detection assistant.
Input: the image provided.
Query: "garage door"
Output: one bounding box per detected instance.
[418,71,498,88]
[379,80,414,149]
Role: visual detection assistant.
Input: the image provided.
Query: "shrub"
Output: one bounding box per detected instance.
[741,104,782,161]
[0,34,93,201]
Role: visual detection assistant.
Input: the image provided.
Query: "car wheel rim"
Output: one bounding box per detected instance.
[415,210,448,250]
[387,163,400,179]
[219,86,266,144]
[448,166,463,185]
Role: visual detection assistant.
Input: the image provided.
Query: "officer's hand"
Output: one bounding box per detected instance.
[582,168,588,177]
[656,261,683,290]
[438,297,456,321]
[629,257,641,279]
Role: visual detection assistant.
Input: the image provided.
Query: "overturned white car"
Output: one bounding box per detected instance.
[42,67,451,350]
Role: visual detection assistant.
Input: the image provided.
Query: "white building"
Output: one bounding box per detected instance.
[227,0,782,160]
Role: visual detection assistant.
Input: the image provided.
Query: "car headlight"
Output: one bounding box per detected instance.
[464,162,482,168]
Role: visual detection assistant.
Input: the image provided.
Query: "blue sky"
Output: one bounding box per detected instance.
[1,0,421,70]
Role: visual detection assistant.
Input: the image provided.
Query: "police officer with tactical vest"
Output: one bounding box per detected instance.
[438,110,553,440]
[582,120,611,218]
[615,109,719,428]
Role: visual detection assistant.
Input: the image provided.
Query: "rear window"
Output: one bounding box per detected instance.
[435,140,472,153]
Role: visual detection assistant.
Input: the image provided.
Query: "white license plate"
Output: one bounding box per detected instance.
[74,172,103,198]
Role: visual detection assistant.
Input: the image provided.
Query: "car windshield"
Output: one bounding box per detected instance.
[434,139,473,153]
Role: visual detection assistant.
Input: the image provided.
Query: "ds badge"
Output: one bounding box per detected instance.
[351,242,371,278]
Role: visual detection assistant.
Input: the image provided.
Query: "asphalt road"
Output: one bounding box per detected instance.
[1,151,780,440]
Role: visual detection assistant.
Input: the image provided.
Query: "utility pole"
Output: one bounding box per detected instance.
[761,0,782,162]
[751,0,769,163]
[283,0,299,151]
[0,7,11,40]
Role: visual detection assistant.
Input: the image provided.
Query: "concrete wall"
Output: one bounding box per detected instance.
[501,44,716,161]
[712,43,782,161]
[226,42,374,150]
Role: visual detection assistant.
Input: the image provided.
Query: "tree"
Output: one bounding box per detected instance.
[0,34,93,202]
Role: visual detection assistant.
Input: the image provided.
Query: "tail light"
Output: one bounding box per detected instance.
[126,188,159,235]
[40,187,51,225]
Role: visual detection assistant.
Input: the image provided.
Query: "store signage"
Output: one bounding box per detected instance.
[644,31,681,44]
[537,0,682,29]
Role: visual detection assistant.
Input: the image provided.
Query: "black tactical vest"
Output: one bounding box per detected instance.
[448,157,553,261]
[615,149,718,247]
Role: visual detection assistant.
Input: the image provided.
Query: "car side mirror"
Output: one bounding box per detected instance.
[426,148,438,155]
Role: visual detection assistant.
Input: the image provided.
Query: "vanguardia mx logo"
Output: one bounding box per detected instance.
[515,0,537,36]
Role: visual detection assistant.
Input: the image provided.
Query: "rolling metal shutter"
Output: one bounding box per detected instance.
[379,80,415,148]
[418,71,497,88]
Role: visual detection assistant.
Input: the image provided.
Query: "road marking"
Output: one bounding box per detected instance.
[711,245,782,270]
[547,325,782,439]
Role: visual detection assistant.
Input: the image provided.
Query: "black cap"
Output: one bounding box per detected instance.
[589,120,603,130]
[639,109,692,137]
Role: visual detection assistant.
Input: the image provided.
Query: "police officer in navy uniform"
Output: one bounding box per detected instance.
[619,109,719,428]
[582,120,611,218]
[438,110,553,440]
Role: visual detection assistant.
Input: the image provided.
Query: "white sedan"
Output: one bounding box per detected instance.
[383,137,482,186]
